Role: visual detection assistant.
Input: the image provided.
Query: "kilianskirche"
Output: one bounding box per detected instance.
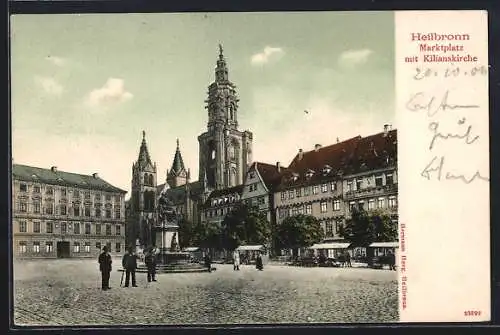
[125,45,253,248]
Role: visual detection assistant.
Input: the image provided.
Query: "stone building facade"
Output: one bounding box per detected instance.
[12,164,126,259]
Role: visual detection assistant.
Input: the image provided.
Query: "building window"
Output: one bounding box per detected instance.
[33,242,40,253]
[106,224,111,236]
[45,204,54,215]
[368,199,376,210]
[358,201,365,211]
[303,186,310,196]
[73,190,80,198]
[325,222,333,237]
[115,209,121,219]
[115,195,121,203]
[296,188,302,197]
[116,243,121,253]
[74,222,80,234]
[313,185,319,195]
[96,224,101,235]
[378,198,385,208]
[73,207,80,217]
[33,186,41,193]
[333,200,341,211]
[375,175,383,187]
[95,194,101,202]
[61,188,67,197]
[292,207,298,216]
[96,242,101,250]
[95,208,101,218]
[33,221,41,233]
[19,242,27,254]
[45,242,53,253]
[386,173,394,185]
[356,179,362,190]
[388,196,397,208]
[19,202,27,213]
[84,191,91,200]
[321,184,328,193]
[19,221,27,233]
[258,197,265,205]
[116,224,121,235]
[298,206,304,215]
[281,192,286,200]
[46,221,53,233]
[20,183,27,192]
[85,206,91,217]
[347,181,353,192]
[105,210,111,219]
[61,222,67,234]
[349,202,356,212]
[84,242,91,253]
[85,223,91,235]
[73,242,80,253]
[60,205,67,215]
[305,204,312,214]
[288,190,294,199]
[46,187,54,195]
[320,201,327,213]
[105,194,111,201]
[33,202,41,214]
[330,182,336,192]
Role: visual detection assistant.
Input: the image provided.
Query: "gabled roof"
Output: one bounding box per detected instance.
[276,129,397,190]
[248,161,289,191]
[12,164,127,193]
[203,184,244,208]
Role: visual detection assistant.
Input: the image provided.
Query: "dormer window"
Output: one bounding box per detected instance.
[291,173,299,182]
[322,165,332,175]
[305,169,315,179]
[31,174,38,179]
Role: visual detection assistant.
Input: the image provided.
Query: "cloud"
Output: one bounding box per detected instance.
[251,46,284,65]
[87,78,133,107]
[45,55,67,67]
[34,76,64,95]
[338,49,374,68]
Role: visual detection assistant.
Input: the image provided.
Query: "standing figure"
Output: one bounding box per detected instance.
[233,250,240,271]
[204,252,212,273]
[122,246,138,287]
[388,251,396,271]
[255,252,264,271]
[345,250,352,267]
[98,246,112,290]
[144,247,157,283]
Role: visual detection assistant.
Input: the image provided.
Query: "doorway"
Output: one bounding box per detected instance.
[56,241,70,258]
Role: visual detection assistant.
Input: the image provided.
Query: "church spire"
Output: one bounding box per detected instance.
[215,43,229,82]
[137,130,153,169]
[170,138,186,174]
[167,138,188,188]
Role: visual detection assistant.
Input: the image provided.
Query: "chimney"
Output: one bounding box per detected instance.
[336,137,340,144]
[92,173,99,179]
[298,149,303,161]
[314,144,322,152]
[383,124,390,136]
[276,162,281,172]
[51,166,57,172]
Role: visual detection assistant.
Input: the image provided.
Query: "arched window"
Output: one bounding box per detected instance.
[149,174,154,186]
[230,107,234,120]
[230,167,237,187]
[211,150,216,160]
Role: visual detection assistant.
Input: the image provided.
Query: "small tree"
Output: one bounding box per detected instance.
[276,214,324,257]
[177,218,195,249]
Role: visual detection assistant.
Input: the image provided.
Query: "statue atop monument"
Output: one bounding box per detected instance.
[158,194,177,225]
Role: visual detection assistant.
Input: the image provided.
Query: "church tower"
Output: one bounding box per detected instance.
[166,139,189,188]
[198,44,253,190]
[129,131,157,247]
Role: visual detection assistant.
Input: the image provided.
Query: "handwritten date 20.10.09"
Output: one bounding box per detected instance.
[413,65,488,81]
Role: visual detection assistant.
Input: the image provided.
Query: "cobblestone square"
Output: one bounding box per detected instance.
[13,259,398,325]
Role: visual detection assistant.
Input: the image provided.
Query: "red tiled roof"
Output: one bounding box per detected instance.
[276,129,397,190]
[249,161,289,191]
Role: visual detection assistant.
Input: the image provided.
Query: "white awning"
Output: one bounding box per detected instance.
[369,242,399,248]
[236,245,264,251]
[184,247,200,252]
[309,243,351,249]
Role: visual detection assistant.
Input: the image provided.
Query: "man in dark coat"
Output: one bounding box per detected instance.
[255,252,264,271]
[204,252,212,273]
[144,247,157,282]
[122,246,138,287]
[98,246,112,290]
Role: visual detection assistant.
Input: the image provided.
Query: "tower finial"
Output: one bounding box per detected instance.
[176,138,180,149]
[219,44,223,58]
[142,130,146,140]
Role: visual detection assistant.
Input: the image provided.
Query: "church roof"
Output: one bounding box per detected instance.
[136,131,153,170]
[12,164,127,193]
[157,181,204,205]
[168,139,186,176]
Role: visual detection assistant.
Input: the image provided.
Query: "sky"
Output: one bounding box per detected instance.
[10,12,395,198]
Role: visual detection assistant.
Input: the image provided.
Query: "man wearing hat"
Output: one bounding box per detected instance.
[98,246,112,290]
[122,246,138,287]
[144,246,157,283]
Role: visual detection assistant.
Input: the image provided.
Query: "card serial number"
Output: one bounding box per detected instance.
[464,310,482,316]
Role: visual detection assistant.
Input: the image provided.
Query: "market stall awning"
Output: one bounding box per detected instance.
[236,245,265,251]
[184,247,200,252]
[369,242,399,248]
[309,243,351,249]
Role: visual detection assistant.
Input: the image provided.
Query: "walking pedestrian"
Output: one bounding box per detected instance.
[98,246,112,290]
[204,252,212,273]
[122,246,138,287]
[255,252,264,271]
[233,250,240,271]
[144,247,157,283]
[345,250,352,268]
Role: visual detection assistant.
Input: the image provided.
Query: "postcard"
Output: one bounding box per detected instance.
[9,10,489,326]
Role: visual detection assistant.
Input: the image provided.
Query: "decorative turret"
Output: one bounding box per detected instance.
[167,139,188,188]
